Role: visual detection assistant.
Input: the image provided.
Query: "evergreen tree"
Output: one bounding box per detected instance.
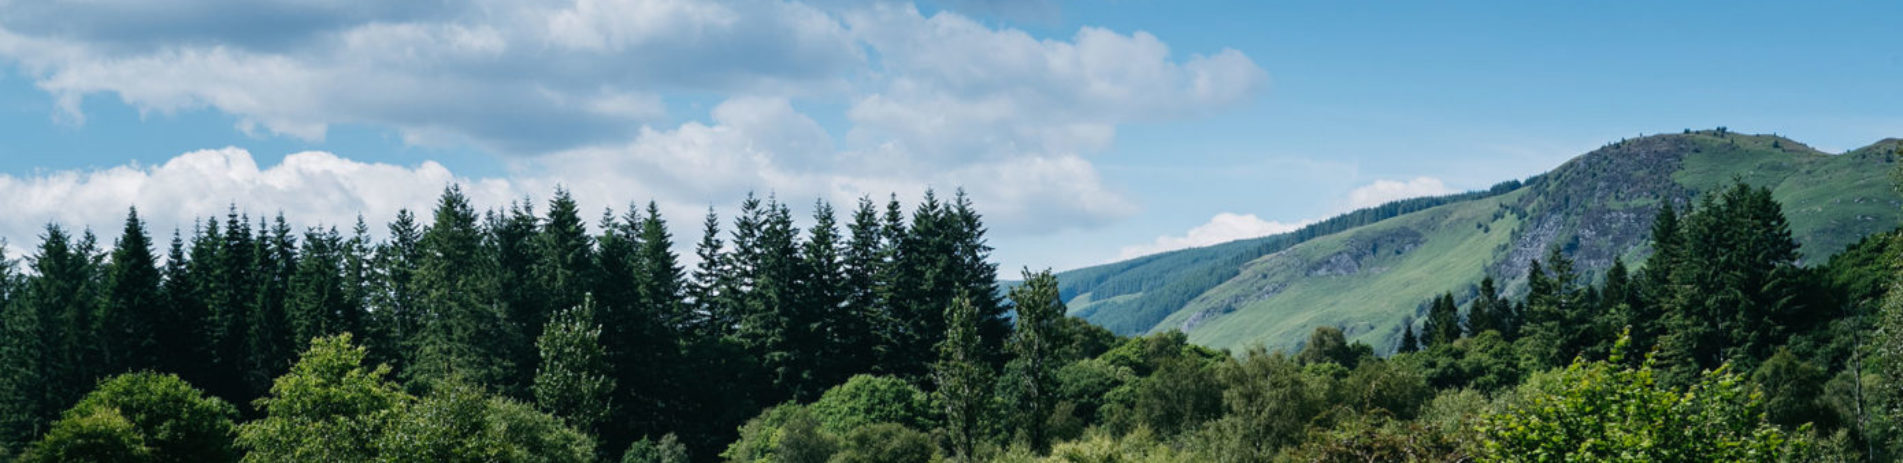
[32,226,104,414]
[948,191,1009,365]
[934,294,992,459]
[802,200,854,390]
[206,210,257,402]
[243,215,298,398]
[1466,276,1505,336]
[686,208,734,337]
[1397,319,1420,354]
[0,240,43,453]
[98,208,164,374]
[368,209,424,374]
[1007,269,1065,452]
[535,189,594,359]
[157,230,211,389]
[838,198,886,381]
[490,200,543,394]
[1422,292,1461,347]
[286,227,350,349]
[636,202,688,332]
[534,298,616,445]
[408,186,517,390]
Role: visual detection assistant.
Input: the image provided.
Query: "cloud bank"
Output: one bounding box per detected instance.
[0,0,1268,240]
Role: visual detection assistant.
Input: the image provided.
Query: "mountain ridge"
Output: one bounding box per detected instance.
[1061,130,1903,353]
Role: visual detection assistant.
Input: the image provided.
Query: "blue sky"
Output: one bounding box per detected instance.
[0,1,1897,272]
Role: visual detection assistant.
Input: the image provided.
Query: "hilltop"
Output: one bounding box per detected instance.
[1061,130,1903,353]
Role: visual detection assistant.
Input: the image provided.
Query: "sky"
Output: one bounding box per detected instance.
[0,0,1898,272]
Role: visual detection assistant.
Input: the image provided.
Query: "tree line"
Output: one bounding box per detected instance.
[4,180,1903,462]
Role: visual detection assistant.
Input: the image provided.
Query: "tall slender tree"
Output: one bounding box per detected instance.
[1007,269,1065,452]
[408,186,516,390]
[98,208,164,374]
[935,294,992,459]
[534,298,615,447]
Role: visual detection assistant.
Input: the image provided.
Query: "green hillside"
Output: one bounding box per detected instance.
[1061,130,1903,353]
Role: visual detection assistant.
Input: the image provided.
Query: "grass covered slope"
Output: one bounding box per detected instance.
[1063,130,1903,353]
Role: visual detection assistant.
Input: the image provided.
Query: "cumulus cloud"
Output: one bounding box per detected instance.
[1343,177,1456,211]
[1117,176,1461,261]
[1118,213,1310,260]
[0,0,1267,238]
[0,148,499,257]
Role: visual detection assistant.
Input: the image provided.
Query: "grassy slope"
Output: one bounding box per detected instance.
[1075,132,1901,354]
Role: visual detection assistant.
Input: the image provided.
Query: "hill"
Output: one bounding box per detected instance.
[1061,130,1903,353]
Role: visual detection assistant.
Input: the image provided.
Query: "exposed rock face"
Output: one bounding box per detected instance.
[1492,135,1698,289]
[1309,228,1424,277]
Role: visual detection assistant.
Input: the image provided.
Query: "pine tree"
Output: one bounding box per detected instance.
[536,189,594,360]
[244,215,298,398]
[935,294,992,459]
[534,298,616,444]
[368,209,424,373]
[686,208,733,338]
[801,200,853,390]
[1422,292,1461,347]
[1397,319,1420,354]
[287,227,349,349]
[1466,276,1504,336]
[408,185,516,390]
[636,202,688,333]
[948,191,1008,365]
[98,208,164,374]
[1007,269,1065,452]
[31,226,104,413]
[837,197,886,381]
[0,240,45,453]
[490,200,542,394]
[157,230,210,387]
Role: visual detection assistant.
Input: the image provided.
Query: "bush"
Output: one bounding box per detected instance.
[20,407,153,463]
[29,372,237,463]
[621,434,689,463]
[810,375,933,434]
[831,423,936,463]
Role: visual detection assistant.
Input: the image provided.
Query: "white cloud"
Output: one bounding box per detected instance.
[0,0,1268,239]
[1116,176,1460,261]
[1119,213,1309,260]
[1343,177,1455,211]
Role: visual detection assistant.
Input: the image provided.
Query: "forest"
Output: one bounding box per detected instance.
[3,179,1903,462]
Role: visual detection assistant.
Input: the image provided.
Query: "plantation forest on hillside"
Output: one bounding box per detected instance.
[5,173,1903,461]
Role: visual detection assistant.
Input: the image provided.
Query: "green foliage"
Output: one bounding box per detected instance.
[831,423,937,463]
[721,404,837,463]
[1008,268,1066,450]
[1477,342,1802,462]
[809,375,932,435]
[1277,414,1466,463]
[235,334,410,462]
[409,186,518,391]
[533,299,616,438]
[376,382,595,463]
[1298,325,1370,368]
[46,372,238,463]
[935,294,993,459]
[621,434,689,463]
[20,406,153,463]
[1198,349,1322,461]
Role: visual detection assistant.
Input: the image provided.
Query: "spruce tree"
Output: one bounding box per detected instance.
[32,226,104,412]
[801,200,853,390]
[838,197,886,381]
[0,240,44,453]
[1466,276,1504,336]
[368,209,424,373]
[536,189,594,359]
[490,200,543,393]
[158,230,211,388]
[408,185,516,390]
[243,215,297,398]
[98,208,164,374]
[1422,292,1461,347]
[686,208,733,338]
[287,227,349,349]
[1397,319,1420,354]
